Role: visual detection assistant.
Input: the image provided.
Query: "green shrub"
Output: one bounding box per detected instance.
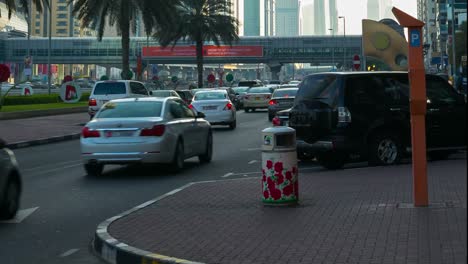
[4,92,91,105]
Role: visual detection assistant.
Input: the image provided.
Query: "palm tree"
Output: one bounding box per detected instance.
[1,0,48,18]
[72,0,178,80]
[155,0,239,88]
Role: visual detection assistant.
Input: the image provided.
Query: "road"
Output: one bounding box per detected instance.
[0,110,323,264]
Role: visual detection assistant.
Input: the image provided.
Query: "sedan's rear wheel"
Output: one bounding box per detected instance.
[199,133,213,163]
[171,140,185,172]
[84,163,104,176]
[229,120,237,130]
[0,179,20,220]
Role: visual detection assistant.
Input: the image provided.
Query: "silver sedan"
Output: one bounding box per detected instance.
[189,90,237,129]
[80,97,212,176]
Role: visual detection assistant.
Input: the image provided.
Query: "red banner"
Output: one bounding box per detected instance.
[142,45,263,57]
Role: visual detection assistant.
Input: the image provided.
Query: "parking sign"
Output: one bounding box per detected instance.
[410,29,420,47]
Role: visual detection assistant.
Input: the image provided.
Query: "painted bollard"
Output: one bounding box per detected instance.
[261,127,299,205]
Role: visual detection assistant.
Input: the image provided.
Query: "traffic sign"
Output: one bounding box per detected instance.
[410,29,421,47]
[226,73,234,82]
[207,74,215,83]
[353,54,360,71]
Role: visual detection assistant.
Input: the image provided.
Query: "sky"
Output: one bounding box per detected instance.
[301,0,418,35]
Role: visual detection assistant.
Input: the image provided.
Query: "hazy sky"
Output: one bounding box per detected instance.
[302,0,417,35]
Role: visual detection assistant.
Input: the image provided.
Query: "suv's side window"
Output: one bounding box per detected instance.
[426,76,459,105]
[381,75,409,105]
[345,76,385,106]
[130,82,148,95]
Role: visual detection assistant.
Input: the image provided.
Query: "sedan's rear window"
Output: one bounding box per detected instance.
[248,87,271,94]
[194,92,227,100]
[93,82,126,95]
[273,89,298,98]
[96,101,163,118]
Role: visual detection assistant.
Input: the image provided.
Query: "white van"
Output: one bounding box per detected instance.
[88,80,151,118]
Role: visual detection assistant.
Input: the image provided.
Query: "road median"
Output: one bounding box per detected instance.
[0,106,88,120]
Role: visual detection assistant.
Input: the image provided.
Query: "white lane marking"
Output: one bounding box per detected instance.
[28,163,82,176]
[22,160,82,172]
[243,174,249,177]
[60,248,80,257]
[0,207,39,224]
[222,172,234,178]
[248,160,258,164]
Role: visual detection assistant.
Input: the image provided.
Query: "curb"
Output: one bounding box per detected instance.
[93,178,255,264]
[5,133,81,149]
[0,106,87,120]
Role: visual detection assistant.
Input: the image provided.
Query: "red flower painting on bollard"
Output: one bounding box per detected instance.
[262,159,298,203]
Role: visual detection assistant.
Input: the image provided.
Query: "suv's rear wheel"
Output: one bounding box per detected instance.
[0,179,20,220]
[368,132,402,166]
[316,151,345,170]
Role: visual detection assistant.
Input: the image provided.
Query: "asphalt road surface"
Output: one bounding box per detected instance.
[1,109,318,264]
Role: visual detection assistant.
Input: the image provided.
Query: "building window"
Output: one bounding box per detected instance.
[35,14,40,19]
[56,29,67,34]
[35,29,40,34]
[57,14,67,19]
[35,22,40,27]
[58,0,67,2]
[56,21,67,26]
[57,6,67,11]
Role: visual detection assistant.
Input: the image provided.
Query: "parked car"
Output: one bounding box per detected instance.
[81,97,212,176]
[176,90,194,105]
[88,80,151,118]
[237,80,263,88]
[267,87,298,121]
[189,90,237,129]
[243,86,273,112]
[232,86,250,109]
[0,138,22,220]
[151,90,181,98]
[289,72,466,169]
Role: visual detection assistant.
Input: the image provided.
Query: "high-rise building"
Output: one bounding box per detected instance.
[29,0,95,37]
[328,0,338,35]
[300,3,314,35]
[418,0,438,67]
[379,0,393,19]
[265,0,276,36]
[0,3,28,34]
[275,0,299,36]
[367,0,380,20]
[314,0,326,35]
[244,0,262,35]
[229,0,245,36]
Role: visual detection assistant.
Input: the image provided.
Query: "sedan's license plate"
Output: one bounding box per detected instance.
[284,121,289,126]
[105,131,133,137]
[203,106,217,110]
[255,97,261,100]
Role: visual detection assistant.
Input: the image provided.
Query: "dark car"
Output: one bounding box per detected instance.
[289,72,466,169]
[0,138,22,220]
[267,88,298,121]
[176,90,194,105]
[272,108,291,127]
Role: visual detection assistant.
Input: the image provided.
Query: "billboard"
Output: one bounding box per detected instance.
[142,45,263,58]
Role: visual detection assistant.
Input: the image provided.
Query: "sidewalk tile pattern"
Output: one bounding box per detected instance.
[107,160,467,264]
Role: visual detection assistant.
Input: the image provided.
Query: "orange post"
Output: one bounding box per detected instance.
[392,7,428,207]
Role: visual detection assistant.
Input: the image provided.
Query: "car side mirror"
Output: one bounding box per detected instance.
[196,112,206,118]
[0,138,6,148]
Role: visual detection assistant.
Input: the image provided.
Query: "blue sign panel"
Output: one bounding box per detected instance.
[410,29,421,47]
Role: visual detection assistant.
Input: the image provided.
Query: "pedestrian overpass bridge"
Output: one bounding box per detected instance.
[1,35,362,68]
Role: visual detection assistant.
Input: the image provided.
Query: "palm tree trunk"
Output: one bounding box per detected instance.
[121,2,131,80]
[196,40,204,88]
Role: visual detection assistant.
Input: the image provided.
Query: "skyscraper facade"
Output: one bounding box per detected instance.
[379,0,394,19]
[328,0,338,35]
[367,0,380,20]
[300,3,314,35]
[29,0,95,37]
[244,0,262,35]
[314,0,326,35]
[275,0,299,36]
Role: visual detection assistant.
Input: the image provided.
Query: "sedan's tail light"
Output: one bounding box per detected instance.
[140,124,165,137]
[82,127,100,138]
[272,116,281,126]
[223,102,233,110]
[188,104,194,109]
[269,99,277,106]
[88,98,97,106]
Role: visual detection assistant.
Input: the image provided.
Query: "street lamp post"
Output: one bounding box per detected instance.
[450,0,457,80]
[328,28,334,70]
[338,16,346,71]
[47,1,52,95]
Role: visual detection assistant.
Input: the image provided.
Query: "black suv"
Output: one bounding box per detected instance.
[289,72,466,169]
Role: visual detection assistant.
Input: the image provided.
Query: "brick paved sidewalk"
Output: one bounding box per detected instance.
[0,112,89,148]
[95,158,467,264]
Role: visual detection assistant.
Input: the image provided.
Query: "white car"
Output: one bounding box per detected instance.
[151,90,181,98]
[243,86,273,112]
[190,90,236,129]
[88,80,151,118]
[0,139,22,220]
[81,97,212,176]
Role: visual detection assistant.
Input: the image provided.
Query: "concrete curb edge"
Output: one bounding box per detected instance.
[0,106,88,120]
[6,133,81,149]
[93,178,257,264]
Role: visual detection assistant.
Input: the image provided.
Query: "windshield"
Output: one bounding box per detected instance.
[232,87,249,93]
[194,92,227,100]
[93,82,126,95]
[272,89,298,98]
[96,101,163,118]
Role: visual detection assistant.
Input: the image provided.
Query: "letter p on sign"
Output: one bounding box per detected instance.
[410,29,420,47]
